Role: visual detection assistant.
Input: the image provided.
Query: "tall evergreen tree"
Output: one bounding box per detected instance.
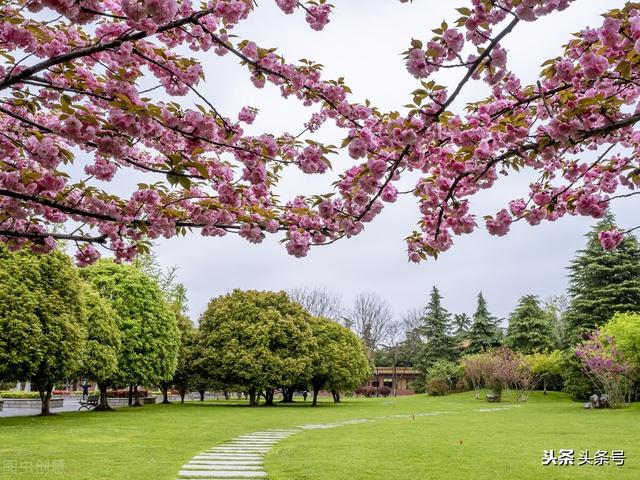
[565,215,640,341]
[452,313,471,340]
[505,295,555,353]
[418,287,457,370]
[466,292,501,354]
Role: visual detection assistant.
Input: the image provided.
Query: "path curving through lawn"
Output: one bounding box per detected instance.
[175,406,518,479]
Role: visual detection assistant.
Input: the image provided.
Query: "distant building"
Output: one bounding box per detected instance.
[367,366,420,395]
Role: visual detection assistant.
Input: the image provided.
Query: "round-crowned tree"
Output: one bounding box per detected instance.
[80,260,179,406]
[308,316,371,406]
[199,290,315,406]
[79,283,122,410]
[0,247,86,415]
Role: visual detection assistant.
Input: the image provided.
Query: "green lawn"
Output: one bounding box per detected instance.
[0,392,638,479]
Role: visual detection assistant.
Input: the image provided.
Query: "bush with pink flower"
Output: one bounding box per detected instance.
[576,330,634,408]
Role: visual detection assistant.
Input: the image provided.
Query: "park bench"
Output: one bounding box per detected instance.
[78,395,99,411]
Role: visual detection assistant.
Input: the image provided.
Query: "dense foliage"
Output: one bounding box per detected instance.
[80,260,180,405]
[505,295,555,353]
[198,290,316,406]
[565,217,640,340]
[0,247,85,414]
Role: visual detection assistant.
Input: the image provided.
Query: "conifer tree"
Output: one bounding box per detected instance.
[566,216,640,341]
[505,295,555,353]
[466,292,501,354]
[418,287,457,370]
[452,313,471,340]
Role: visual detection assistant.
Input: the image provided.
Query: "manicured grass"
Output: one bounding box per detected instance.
[267,392,640,480]
[0,392,638,479]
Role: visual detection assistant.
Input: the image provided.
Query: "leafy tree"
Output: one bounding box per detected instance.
[199,290,315,406]
[418,287,457,371]
[505,295,555,353]
[530,350,563,395]
[544,295,570,349]
[425,360,464,392]
[565,216,640,341]
[466,293,501,354]
[308,317,371,406]
[602,313,640,372]
[171,314,198,403]
[0,247,86,415]
[80,261,180,406]
[79,284,121,410]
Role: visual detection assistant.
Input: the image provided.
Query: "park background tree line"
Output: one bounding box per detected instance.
[2,214,639,414]
[292,215,640,405]
[0,248,371,414]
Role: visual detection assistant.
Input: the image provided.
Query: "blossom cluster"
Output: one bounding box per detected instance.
[0,0,638,265]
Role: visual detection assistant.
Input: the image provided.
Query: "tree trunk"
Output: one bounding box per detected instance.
[179,389,186,404]
[128,385,133,406]
[543,379,548,395]
[133,385,143,407]
[264,388,274,406]
[249,387,257,407]
[331,391,340,403]
[38,384,54,416]
[160,382,171,404]
[199,389,205,401]
[392,351,398,397]
[224,390,230,400]
[95,382,114,411]
[312,383,320,407]
[280,387,294,403]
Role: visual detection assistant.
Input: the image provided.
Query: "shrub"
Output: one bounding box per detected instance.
[378,386,392,397]
[561,350,597,401]
[0,391,41,399]
[52,389,72,395]
[106,388,149,398]
[576,330,633,408]
[363,386,377,397]
[453,379,467,393]
[426,360,463,389]
[426,378,449,396]
[354,386,367,396]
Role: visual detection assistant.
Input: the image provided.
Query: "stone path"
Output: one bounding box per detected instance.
[176,405,519,479]
[176,429,298,479]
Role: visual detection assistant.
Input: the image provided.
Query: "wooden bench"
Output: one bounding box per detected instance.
[78,394,99,411]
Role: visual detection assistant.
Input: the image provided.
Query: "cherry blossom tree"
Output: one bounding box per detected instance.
[1,0,639,265]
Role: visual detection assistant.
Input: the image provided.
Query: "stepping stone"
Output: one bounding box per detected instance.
[188,461,262,466]
[178,470,266,478]
[182,465,263,471]
[193,456,262,461]
[198,452,264,460]
[210,449,269,453]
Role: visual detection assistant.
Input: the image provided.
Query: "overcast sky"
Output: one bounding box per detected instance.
[145,1,634,323]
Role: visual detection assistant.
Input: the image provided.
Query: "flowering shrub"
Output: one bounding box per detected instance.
[106,388,150,398]
[52,389,72,395]
[461,348,536,402]
[576,330,633,408]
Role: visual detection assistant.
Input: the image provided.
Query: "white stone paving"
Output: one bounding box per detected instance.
[176,430,298,480]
